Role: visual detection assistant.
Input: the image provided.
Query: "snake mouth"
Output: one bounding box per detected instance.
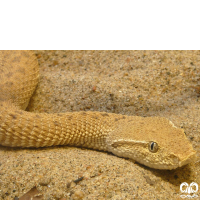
[137,149,196,170]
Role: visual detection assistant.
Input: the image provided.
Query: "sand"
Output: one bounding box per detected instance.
[0,50,199,199]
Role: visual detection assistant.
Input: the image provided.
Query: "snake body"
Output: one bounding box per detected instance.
[0,51,196,169]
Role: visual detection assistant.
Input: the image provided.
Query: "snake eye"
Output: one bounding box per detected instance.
[148,141,158,153]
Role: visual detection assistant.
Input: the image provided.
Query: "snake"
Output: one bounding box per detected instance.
[0,50,196,170]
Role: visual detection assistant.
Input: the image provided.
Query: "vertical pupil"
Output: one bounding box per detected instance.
[151,142,154,150]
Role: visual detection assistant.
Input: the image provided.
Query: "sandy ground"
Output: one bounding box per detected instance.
[0,50,200,199]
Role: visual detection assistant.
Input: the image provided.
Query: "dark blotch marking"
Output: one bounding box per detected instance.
[16,68,25,74]
[101,113,109,117]
[36,114,41,118]
[81,112,87,115]
[15,110,23,115]
[22,51,31,58]
[6,72,13,78]
[0,98,7,103]
[12,56,20,63]
[115,116,126,121]
[54,121,59,126]
[10,114,17,119]
[67,115,73,120]
[91,115,98,120]
[5,81,13,87]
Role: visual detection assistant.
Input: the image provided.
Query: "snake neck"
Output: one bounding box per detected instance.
[0,101,125,150]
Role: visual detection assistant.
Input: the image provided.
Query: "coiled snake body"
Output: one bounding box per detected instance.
[0,51,196,169]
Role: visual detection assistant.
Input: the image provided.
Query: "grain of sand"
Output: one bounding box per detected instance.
[0,50,200,200]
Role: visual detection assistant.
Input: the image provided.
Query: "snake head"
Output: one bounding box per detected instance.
[106,116,196,170]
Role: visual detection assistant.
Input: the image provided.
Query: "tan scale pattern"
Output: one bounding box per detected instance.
[0,50,196,169]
